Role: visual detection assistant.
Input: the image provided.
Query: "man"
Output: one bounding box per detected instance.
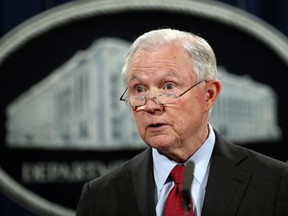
[76,28,288,216]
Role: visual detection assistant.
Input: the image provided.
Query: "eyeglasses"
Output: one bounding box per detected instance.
[119,80,206,109]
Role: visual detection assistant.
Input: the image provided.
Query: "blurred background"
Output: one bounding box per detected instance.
[1,0,287,39]
[0,0,288,215]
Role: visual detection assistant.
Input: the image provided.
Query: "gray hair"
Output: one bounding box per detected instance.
[121,28,218,85]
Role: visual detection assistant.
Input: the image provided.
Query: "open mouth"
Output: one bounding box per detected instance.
[148,123,164,128]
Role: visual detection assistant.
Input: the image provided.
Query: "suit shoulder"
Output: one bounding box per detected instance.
[87,148,151,189]
[228,142,288,174]
[214,131,288,173]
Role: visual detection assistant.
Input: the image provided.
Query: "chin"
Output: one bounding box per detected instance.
[146,136,173,150]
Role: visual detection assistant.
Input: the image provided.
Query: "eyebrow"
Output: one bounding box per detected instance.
[128,75,139,83]
[128,70,180,83]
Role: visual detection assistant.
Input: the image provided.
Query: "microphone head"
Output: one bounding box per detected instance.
[181,161,194,212]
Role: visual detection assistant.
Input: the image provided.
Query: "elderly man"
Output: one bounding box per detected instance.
[76,28,288,216]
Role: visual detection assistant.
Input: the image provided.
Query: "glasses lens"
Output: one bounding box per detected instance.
[127,94,176,107]
[129,96,145,107]
[157,94,175,105]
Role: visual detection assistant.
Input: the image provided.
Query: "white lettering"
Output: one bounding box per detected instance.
[21,160,125,183]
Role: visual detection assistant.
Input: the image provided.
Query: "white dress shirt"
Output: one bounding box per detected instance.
[153,124,215,216]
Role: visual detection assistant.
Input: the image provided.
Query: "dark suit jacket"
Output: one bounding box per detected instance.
[76,131,288,216]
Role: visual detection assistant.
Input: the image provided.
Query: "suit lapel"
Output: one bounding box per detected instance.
[125,132,252,216]
[201,132,252,216]
[129,148,156,216]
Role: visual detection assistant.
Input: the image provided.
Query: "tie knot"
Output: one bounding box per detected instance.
[170,165,185,184]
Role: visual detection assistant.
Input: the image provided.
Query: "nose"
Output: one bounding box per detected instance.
[143,96,164,112]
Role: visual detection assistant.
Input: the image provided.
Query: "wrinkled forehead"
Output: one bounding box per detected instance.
[128,70,182,84]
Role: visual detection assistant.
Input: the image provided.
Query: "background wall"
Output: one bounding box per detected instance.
[1,0,288,39]
[0,0,288,215]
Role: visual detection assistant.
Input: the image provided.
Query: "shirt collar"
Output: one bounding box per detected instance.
[153,124,215,192]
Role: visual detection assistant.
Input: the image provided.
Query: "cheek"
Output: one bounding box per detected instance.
[174,96,203,127]
[186,92,206,114]
[173,110,192,135]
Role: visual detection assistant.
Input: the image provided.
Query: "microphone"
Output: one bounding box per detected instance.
[181,161,194,212]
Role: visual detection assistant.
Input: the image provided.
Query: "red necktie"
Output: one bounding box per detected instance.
[164,165,194,216]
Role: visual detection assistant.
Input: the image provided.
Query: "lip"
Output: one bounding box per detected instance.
[146,123,169,131]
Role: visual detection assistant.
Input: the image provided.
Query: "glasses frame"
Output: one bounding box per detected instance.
[119,80,207,108]
[120,80,207,107]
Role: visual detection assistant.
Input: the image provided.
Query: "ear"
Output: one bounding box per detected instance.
[205,79,221,110]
